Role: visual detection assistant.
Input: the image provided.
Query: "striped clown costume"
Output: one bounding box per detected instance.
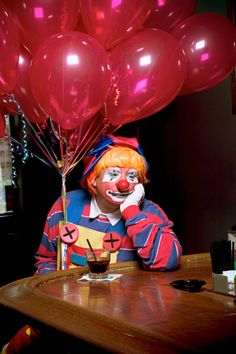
[35,134,182,274]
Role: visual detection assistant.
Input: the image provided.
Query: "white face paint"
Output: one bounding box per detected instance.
[102,167,122,183]
[102,168,139,183]
[126,169,139,183]
[95,167,139,205]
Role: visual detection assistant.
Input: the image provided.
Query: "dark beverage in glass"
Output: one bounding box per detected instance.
[86,249,110,279]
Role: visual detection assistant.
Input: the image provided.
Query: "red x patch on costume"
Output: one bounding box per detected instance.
[59,223,79,244]
[103,232,122,252]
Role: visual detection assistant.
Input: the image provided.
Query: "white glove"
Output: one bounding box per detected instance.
[120,183,145,213]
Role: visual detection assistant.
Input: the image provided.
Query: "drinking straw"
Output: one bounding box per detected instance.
[86,239,97,260]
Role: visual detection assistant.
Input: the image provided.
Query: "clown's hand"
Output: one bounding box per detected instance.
[120,183,145,213]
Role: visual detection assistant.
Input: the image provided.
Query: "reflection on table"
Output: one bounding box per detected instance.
[0,253,236,353]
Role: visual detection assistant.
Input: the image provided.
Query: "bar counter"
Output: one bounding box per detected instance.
[0,253,236,353]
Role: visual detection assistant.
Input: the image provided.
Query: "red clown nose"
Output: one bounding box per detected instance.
[116,180,130,192]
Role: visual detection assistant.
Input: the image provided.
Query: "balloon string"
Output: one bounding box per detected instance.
[9,136,55,169]
[26,128,60,169]
[69,114,112,170]
[60,119,96,176]
[60,128,70,176]
[58,124,65,161]
[8,138,17,188]
[35,122,59,161]
[19,114,62,170]
[57,174,67,271]
[61,174,67,221]
[56,235,61,271]
[10,94,59,166]
[68,121,99,165]
[8,94,58,166]
[20,116,57,167]
[63,119,103,175]
[20,117,30,163]
[111,124,122,133]
[22,116,59,166]
[61,174,68,270]
[65,119,108,175]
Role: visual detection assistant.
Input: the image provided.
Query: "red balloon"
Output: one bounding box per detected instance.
[13,46,48,124]
[50,112,103,149]
[67,115,100,151]
[3,0,80,54]
[80,0,156,50]
[30,31,111,130]
[76,15,88,34]
[0,94,21,115]
[172,13,236,95]
[144,0,197,33]
[105,28,186,126]
[0,1,20,94]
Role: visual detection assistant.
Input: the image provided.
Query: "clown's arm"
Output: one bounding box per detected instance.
[34,198,64,275]
[120,184,182,271]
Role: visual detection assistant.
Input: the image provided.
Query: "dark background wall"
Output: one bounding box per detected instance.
[138,77,236,254]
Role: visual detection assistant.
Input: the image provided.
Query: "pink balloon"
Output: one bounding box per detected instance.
[172,12,236,95]
[80,0,156,50]
[3,0,80,54]
[0,1,20,94]
[105,28,186,126]
[76,15,88,34]
[68,114,103,151]
[50,112,107,152]
[0,94,21,115]
[30,31,111,130]
[14,46,48,124]
[144,0,197,32]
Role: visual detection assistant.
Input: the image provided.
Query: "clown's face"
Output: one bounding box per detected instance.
[93,167,139,213]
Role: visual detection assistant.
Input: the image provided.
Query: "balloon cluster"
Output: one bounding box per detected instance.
[0,0,235,170]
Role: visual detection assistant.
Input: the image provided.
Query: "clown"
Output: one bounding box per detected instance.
[1,134,182,354]
[35,134,182,273]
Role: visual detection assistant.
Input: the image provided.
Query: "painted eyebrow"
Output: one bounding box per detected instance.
[127,170,138,174]
[106,168,120,173]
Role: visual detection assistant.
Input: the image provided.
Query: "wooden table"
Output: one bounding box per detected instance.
[0,253,236,353]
